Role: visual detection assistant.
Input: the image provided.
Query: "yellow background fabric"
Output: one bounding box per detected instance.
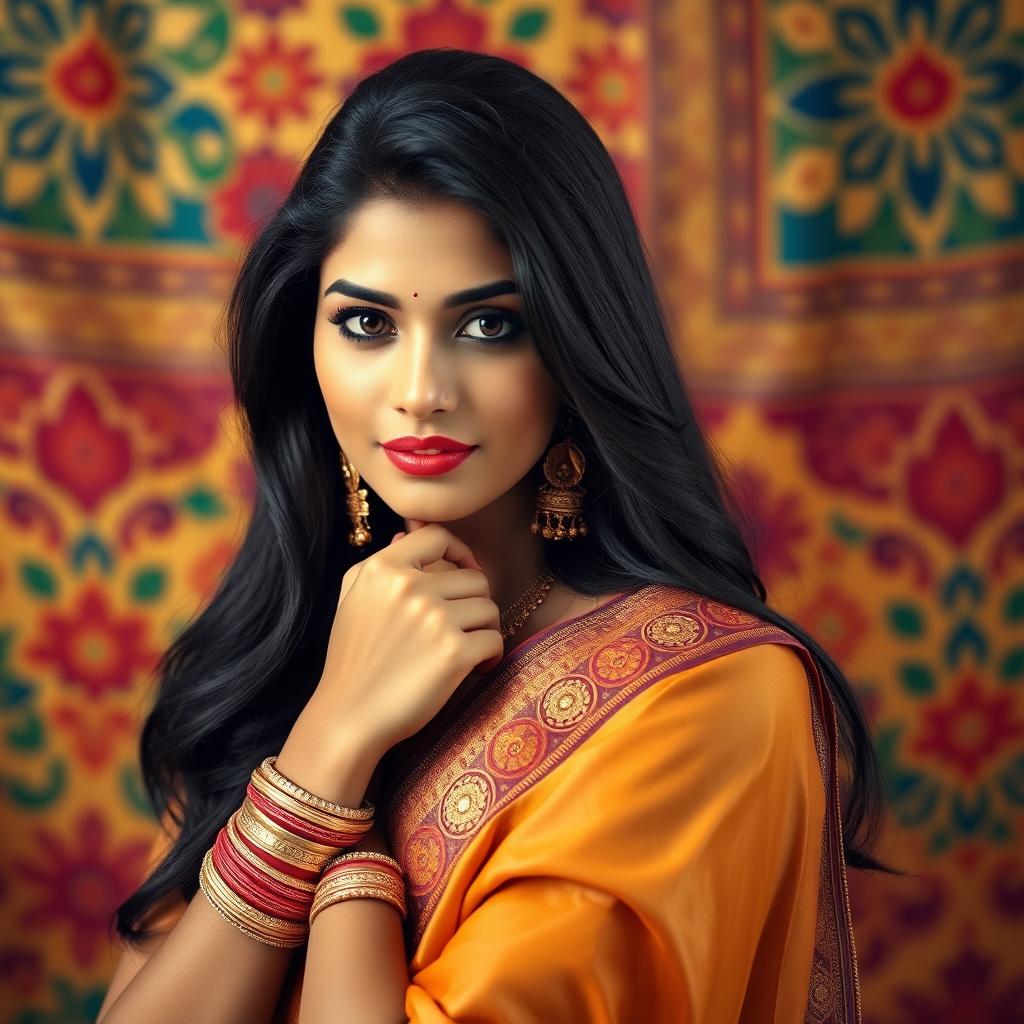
[1,0,1021,1020]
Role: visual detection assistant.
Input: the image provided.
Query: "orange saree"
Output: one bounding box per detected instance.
[131,583,861,1022]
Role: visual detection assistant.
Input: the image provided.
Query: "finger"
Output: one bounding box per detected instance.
[402,524,485,575]
[444,595,501,632]
[461,629,505,673]
[424,567,491,599]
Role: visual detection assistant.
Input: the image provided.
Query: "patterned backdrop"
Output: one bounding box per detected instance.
[0,0,1021,1021]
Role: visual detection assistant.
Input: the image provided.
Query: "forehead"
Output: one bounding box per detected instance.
[324,197,512,269]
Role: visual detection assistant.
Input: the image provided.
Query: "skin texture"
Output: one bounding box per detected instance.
[312,195,576,625]
[97,198,615,1024]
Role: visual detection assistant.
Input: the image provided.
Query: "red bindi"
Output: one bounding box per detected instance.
[412,292,418,298]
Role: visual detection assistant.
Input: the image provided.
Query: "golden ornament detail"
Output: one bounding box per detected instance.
[340,450,372,548]
[531,438,588,541]
[500,566,556,642]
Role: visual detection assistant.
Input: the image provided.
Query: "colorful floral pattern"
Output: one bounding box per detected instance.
[1,0,1020,1019]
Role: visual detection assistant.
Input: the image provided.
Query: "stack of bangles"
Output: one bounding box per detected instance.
[197,755,407,948]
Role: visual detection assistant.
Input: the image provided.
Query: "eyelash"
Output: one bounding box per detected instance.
[325,306,526,345]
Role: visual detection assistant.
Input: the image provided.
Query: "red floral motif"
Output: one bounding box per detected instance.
[24,585,158,700]
[565,41,645,134]
[11,810,153,968]
[893,945,1024,1021]
[911,675,1024,783]
[847,869,946,977]
[225,34,324,128]
[583,0,639,25]
[0,945,44,995]
[727,463,812,586]
[342,0,529,95]
[794,584,871,666]
[107,376,227,468]
[240,0,302,19]
[906,408,1007,547]
[34,384,132,513]
[51,703,135,770]
[765,400,918,502]
[211,147,298,240]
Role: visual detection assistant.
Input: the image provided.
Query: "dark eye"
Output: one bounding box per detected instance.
[326,307,395,341]
[459,312,524,342]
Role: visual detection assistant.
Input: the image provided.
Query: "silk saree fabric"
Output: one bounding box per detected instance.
[134,583,860,1022]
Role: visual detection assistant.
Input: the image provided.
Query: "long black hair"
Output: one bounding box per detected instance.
[113,47,890,946]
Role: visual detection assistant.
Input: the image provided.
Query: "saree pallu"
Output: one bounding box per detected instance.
[135,583,861,1022]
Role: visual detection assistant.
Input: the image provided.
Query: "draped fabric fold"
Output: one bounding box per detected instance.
[136,584,860,1022]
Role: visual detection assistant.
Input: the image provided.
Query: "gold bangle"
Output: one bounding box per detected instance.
[309,878,407,926]
[312,865,406,920]
[316,867,405,901]
[201,848,307,940]
[199,849,308,948]
[242,797,341,855]
[322,849,402,875]
[258,756,375,821]
[248,769,370,836]
[236,804,340,870]
[225,811,317,894]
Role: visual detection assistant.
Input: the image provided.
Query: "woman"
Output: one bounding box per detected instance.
[100,48,887,1023]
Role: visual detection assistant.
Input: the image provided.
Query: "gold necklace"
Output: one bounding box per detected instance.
[499,566,556,642]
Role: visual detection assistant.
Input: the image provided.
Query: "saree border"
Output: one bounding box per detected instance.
[381,584,861,1022]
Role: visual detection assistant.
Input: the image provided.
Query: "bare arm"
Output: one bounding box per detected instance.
[97,695,380,1024]
[278,711,411,1024]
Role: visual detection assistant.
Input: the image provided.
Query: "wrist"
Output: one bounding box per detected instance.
[277,694,385,809]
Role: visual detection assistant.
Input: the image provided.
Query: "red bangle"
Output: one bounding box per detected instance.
[245,783,360,847]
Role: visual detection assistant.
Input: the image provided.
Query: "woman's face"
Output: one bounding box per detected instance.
[313,197,561,526]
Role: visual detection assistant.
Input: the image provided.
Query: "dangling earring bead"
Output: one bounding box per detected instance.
[340,450,372,548]
[532,437,588,541]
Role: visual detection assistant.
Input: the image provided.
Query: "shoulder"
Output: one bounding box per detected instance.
[610,584,813,726]
[592,635,814,768]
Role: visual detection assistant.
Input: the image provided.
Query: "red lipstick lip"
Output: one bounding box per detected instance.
[380,435,476,452]
[382,448,475,477]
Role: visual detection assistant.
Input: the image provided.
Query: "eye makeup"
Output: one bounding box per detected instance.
[325,306,527,345]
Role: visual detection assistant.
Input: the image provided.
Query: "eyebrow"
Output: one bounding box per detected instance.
[321,278,518,309]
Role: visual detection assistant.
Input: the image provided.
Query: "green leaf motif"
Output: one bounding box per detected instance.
[900,662,935,695]
[159,7,230,73]
[998,755,1024,805]
[887,601,925,637]
[121,763,156,819]
[132,567,167,603]
[829,512,868,545]
[21,561,58,598]
[181,486,226,518]
[7,709,44,751]
[509,8,549,40]
[340,5,380,36]
[1005,586,1024,622]
[1000,647,1024,682]
[3,758,65,808]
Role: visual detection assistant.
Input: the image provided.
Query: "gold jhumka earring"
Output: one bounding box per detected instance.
[340,416,589,548]
[340,450,372,548]
[531,413,588,541]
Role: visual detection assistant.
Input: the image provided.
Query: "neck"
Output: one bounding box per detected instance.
[405,473,552,616]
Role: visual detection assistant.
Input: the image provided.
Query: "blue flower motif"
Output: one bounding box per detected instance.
[775,0,1024,251]
[0,0,229,240]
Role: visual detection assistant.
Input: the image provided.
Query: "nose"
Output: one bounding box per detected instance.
[387,328,457,419]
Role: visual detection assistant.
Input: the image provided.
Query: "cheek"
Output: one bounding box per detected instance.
[313,330,367,429]
[475,356,559,456]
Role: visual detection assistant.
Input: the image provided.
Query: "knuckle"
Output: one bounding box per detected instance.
[390,572,415,598]
[423,605,447,634]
